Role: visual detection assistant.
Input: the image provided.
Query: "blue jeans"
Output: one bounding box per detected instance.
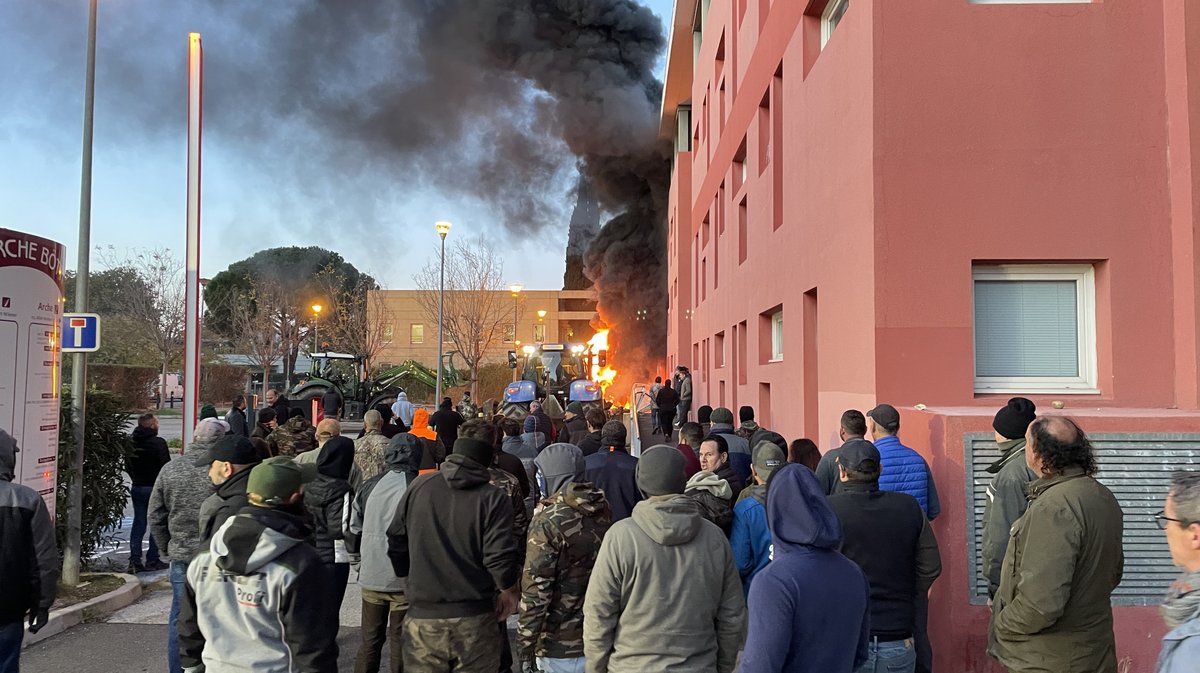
[536,657,586,673]
[0,621,22,673]
[169,560,188,673]
[855,637,916,673]
[129,485,159,564]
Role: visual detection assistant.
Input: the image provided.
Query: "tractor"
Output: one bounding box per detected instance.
[289,351,462,419]
[501,342,605,418]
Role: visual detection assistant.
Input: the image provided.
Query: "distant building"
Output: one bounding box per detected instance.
[370,289,597,367]
[660,1,1200,670]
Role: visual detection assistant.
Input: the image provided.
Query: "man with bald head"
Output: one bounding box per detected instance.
[988,416,1125,673]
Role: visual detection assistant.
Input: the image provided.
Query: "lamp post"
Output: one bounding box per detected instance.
[435,221,452,404]
[311,304,323,353]
[64,0,99,587]
[509,282,524,346]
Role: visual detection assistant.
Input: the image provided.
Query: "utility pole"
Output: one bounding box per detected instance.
[63,0,98,586]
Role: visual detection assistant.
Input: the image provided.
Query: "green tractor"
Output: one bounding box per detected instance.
[289,351,462,419]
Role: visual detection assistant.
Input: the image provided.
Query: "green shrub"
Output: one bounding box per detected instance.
[56,390,133,565]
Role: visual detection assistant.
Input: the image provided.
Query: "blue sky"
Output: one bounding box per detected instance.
[0,0,676,290]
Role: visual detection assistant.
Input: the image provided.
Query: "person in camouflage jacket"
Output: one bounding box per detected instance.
[353,409,391,490]
[268,410,316,457]
[518,444,612,673]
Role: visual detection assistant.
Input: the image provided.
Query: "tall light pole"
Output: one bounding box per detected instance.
[509,282,524,346]
[435,221,452,404]
[63,0,99,587]
[311,304,323,353]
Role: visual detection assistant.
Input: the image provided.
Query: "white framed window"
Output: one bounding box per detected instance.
[822,0,849,48]
[973,264,1098,394]
[383,323,394,342]
[533,324,546,342]
[771,311,784,361]
[410,323,424,345]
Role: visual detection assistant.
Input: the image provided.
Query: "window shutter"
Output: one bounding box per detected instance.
[966,432,1199,606]
[974,280,1078,377]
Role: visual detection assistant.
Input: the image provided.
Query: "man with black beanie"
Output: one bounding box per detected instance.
[583,420,642,521]
[584,445,745,673]
[981,397,1038,598]
[387,419,519,673]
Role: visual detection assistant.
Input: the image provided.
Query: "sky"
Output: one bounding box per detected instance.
[0,0,677,291]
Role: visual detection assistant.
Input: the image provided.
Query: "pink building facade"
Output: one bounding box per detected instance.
[660,1,1200,671]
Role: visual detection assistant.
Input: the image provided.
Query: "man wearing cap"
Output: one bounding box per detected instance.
[179,456,338,673]
[387,419,520,673]
[519,444,611,673]
[583,420,642,521]
[584,445,745,673]
[866,404,940,520]
[198,435,264,542]
[865,404,940,673]
[828,440,941,673]
[563,402,589,446]
[730,441,786,597]
[981,397,1038,599]
[815,410,869,496]
[706,407,752,484]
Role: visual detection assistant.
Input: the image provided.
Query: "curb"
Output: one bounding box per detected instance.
[22,573,143,649]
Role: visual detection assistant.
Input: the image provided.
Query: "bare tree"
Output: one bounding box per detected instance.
[98,247,186,408]
[226,275,288,395]
[414,237,512,398]
[314,266,392,380]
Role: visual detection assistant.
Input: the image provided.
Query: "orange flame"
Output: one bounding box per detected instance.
[588,330,619,399]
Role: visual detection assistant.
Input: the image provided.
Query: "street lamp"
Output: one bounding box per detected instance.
[509,283,524,345]
[435,221,452,404]
[311,304,323,353]
[537,310,547,320]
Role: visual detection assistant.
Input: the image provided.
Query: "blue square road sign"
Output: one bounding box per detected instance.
[61,313,101,352]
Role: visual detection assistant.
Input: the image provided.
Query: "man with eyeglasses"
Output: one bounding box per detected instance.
[1154,471,1200,672]
[987,416,1124,673]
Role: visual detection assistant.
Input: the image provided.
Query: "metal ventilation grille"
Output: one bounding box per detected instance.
[965,432,1200,606]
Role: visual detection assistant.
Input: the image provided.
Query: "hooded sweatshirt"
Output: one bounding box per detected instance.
[180,506,338,673]
[408,409,445,471]
[739,465,870,673]
[583,495,746,673]
[128,424,171,487]
[391,392,415,429]
[730,483,771,595]
[0,429,58,624]
[304,437,354,564]
[387,452,519,618]
[149,433,219,560]
[517,479,611,663]
[685,470,734,536]
[347,433,422,593]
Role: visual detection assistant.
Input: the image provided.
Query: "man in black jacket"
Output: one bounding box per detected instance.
[429,397,465,455]
[198,436,263,542]
[387,420,519,673]
[582,421,641,521]
[576,408,606,457]
[0,429,58,666]
[224,394,249,437]
[127,413,171,573]
[827,439,942,673]
[266,388,291,429]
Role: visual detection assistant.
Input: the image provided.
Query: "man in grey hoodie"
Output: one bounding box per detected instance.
[0,429,58,667]
[148,417,224,673]
[346,433,424,673]
[584,444,746,673]
[179,456,337,673]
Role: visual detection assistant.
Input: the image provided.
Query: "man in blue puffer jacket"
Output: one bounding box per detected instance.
[867,404,940,520]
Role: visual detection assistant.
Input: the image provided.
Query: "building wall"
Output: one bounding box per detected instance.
[662,1,1200,671]
[371,289,596,366]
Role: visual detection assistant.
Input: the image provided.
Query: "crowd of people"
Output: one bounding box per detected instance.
[2,385,1200,673]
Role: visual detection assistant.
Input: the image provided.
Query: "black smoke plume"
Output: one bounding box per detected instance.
[5,0,672,379]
